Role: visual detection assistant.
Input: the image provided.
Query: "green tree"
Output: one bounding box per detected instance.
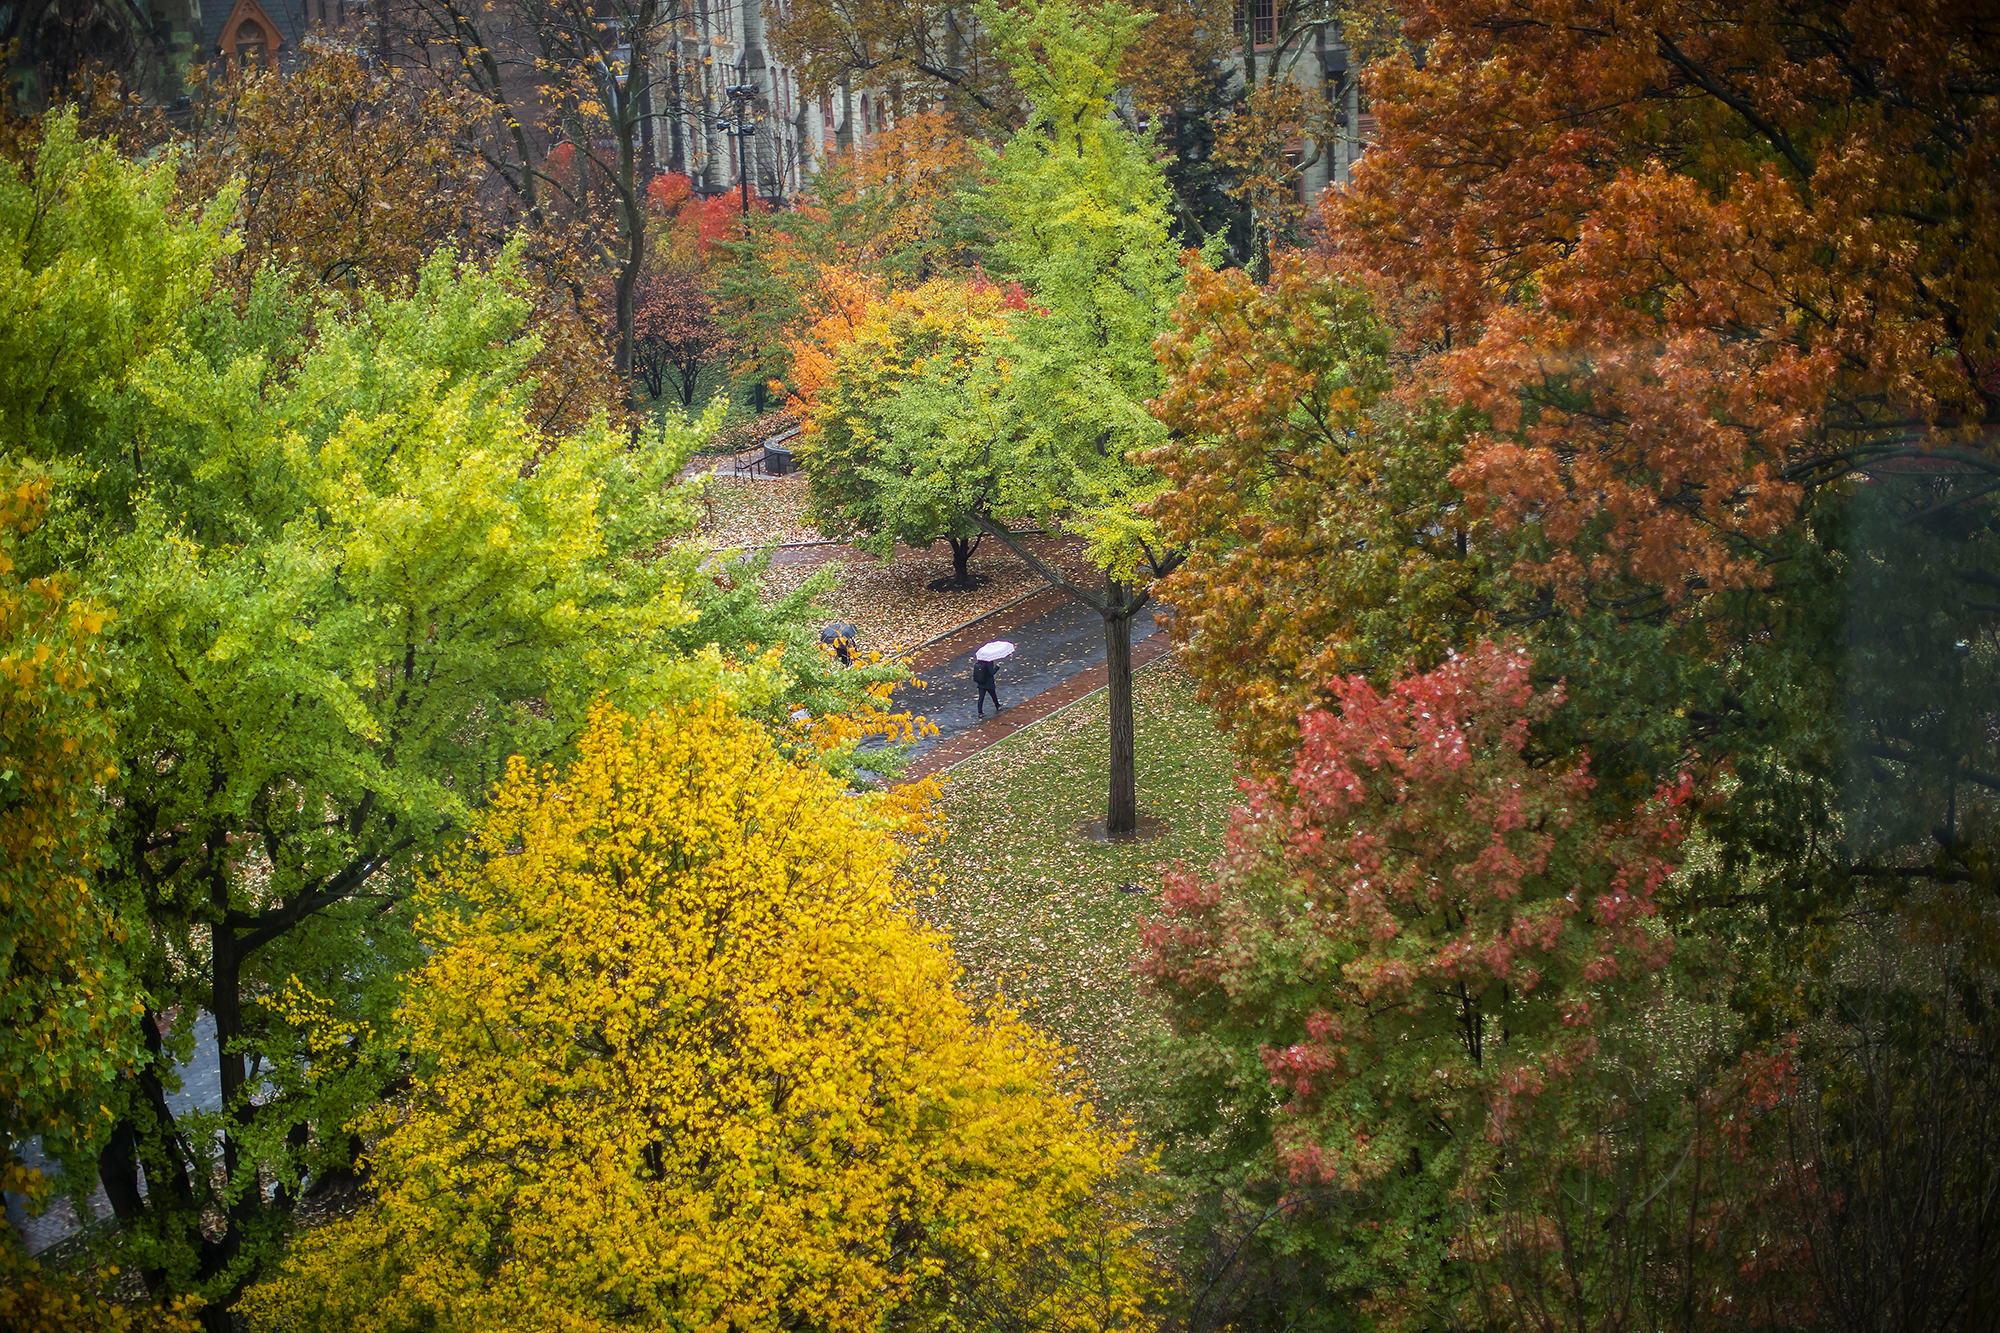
[0,112,235,476]
[86,250,721,1327]
[3,109,914,1327]
[851,0,1188,834]
[798,276,1015,587]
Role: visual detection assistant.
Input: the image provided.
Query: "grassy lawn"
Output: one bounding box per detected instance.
[910,661,1241,1099]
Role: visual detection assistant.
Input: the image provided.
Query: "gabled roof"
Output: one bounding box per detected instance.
[201,0,305,65]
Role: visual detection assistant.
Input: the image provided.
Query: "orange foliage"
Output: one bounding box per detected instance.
[1325,0,2000,608]
[647,170,770,261]
[779,264,888,418]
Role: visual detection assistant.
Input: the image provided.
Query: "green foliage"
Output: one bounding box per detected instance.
[0,470,132,1170]
[797,278,1013,563]
[0,109,913,1323]
[0,110,234,493]
[87,246,728,1307]
[968,0,1182,568]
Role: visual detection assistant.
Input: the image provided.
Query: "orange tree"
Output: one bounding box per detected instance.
[1143,252,1490,767]
[796,276,1017,586]
[1315,0,2000,922]
[1135,0,2000,1325]
[711,109,983,412]
[243,700,1155,1333]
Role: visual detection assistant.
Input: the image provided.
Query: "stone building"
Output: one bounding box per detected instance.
[646,0,879,208]
[1228,12,1372,202]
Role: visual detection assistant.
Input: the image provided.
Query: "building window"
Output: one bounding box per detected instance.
[1233,0,1275,46]
[236,19,269,66]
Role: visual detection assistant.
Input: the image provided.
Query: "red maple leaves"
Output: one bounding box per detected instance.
[1140,641,1689,1187]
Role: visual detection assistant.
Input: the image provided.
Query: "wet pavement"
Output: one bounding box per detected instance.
[5,1013,223,1255]
[890,595,1157,764]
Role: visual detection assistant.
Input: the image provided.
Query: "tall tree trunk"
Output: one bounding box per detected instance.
[613,109,644,407]
[964,516,1179,836]
[98,1007,202,1297]
[1241,4,1267,282]
[1104,578,1137,834]
[203,861,259,1331]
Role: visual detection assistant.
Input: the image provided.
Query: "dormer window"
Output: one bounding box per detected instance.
[236,18,269,66]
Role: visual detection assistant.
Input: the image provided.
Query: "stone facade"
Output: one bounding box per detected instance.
[647,0,874,207]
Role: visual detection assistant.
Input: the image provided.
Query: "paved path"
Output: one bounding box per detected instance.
[883,591,1166,779]
[902,627,1174,782]
[5,1014,223,1255]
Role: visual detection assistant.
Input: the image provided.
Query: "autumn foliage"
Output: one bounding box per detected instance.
[0,473,131,1165]
[627,264,731,406]
[1326,0,1999,606]
[1142,642,1687,1167]
[1145,254,1487,762]
[0,470,161,1326]
[1139,643,1691,1325]
[247,701,1154,1332]
[1138,1,2000,1327]
[177,47,484,292]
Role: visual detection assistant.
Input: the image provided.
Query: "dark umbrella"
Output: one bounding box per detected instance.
[820,622,859,664]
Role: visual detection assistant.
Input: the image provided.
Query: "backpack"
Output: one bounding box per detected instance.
[973,660,995,688]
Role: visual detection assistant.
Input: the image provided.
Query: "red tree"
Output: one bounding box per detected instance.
[629,265,732,406]
[1138,641,1698,1325]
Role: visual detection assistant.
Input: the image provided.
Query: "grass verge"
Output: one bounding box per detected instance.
[910,661,1241,1100]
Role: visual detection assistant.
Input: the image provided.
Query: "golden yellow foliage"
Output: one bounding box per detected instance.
[0,1215,200,1333]
[244,699,1154,1333]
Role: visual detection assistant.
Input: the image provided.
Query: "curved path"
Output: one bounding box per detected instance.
[6,588,1175,1255]
[877,588,1172,782]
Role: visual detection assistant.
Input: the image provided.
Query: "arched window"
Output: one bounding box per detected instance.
[235,18,268,66]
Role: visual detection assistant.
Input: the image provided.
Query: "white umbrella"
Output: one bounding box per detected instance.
[975,640,1016,662]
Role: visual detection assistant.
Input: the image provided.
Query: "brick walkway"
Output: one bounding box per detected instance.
[900,629,1175,783]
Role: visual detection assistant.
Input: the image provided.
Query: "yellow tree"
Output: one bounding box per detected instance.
[244,700,1154,1333]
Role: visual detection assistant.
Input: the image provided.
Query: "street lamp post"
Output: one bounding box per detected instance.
[717,79,763,410]
[719,81,758,237]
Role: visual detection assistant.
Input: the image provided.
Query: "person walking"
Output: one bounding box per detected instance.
[973,657,1001,716]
